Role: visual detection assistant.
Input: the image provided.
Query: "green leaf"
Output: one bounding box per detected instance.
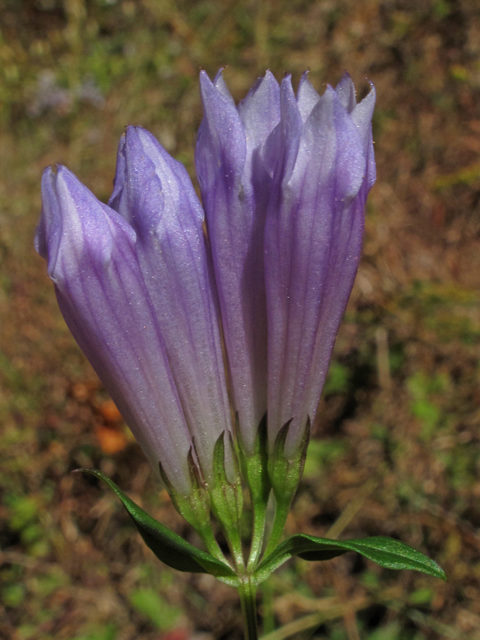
[76,469,237,584]
[255,534,446,584]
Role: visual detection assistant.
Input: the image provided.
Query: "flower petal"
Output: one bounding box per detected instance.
[36,166,193,494]
[335,72,356,113]
[263,75,303,185]
[195,71,280,453]
[265,84,374,457]
[109,126,233,482]
[351,84,377,191]
[297,71,320,123]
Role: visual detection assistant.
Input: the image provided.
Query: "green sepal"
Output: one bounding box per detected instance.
[255,534,446,584]
[268,417,310,503]
[158,447,223,561]
[263,418,310,557]
[236,414,271,569]
[237,413,271,512]
[75,469,238,585]
[209,431,244,565]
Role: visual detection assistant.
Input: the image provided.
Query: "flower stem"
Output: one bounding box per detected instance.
[262,495,289,559]
[200,526,232,566]
[238,576,258,640]
[247,500,267,571]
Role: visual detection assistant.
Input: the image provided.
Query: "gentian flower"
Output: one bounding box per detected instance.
[36,68,375,565]
[196,71,375,553]
[197,71,375,459]
[36,72,449,639]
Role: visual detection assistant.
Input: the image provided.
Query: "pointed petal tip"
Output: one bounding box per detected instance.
[43,163,59,177]
[300,68,311,80]
[199,70,220,101]
[262,69,279,86]
[280,74,294,96]
[365,80,376,100]
[37,164,86,271]
[124,123,149,143]
[199,68,212,86]
[50,164,84,195]
[213,66,227,83]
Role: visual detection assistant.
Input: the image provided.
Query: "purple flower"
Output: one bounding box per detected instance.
[35,136,234,496]
[36,167,193,495]
[196,71,375,458]
[265,73,375,457]
[109,127,234,483]
[36,69,375,503]
[196,70,280,455]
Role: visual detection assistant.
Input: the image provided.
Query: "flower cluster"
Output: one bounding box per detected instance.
[36,70,375,553]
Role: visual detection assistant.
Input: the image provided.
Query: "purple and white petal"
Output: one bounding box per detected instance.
[36,166,193,494]
[297,71,320,123]
[109,126,233,483]
[196,71,280,454]
[265,83,374,457]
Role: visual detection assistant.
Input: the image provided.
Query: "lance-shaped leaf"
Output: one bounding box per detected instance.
[109,126,234,484]
[35,166,193,495]
[196,70,280,455]
[255,534,446,584]
[264,76,375,458]
[77,469,237,585]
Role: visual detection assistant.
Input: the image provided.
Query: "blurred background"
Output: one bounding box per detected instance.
[1,0,480,638]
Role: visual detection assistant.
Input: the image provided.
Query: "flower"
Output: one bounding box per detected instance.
[196,70,375,459]
[36,70,375,511]
[35,141,233,499]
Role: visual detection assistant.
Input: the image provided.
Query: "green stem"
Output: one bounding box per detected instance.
[247,500,267,571]
[261,581,275,636]
[262,494,290,559]
[199,526,231,566]
[228,532,246,572]
[238,576,258,640]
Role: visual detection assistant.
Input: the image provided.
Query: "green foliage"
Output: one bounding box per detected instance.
[409,587,435,605]
[255,535,446,585]
[70,625,117,640]
[365,622,402,640]
[2,583,26,608]
[77,469,237,583]
[406,371,448,440]
[323,361,350,395]
[5,494,50,557]
[303,439,348,479]
[129,589,182,631]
